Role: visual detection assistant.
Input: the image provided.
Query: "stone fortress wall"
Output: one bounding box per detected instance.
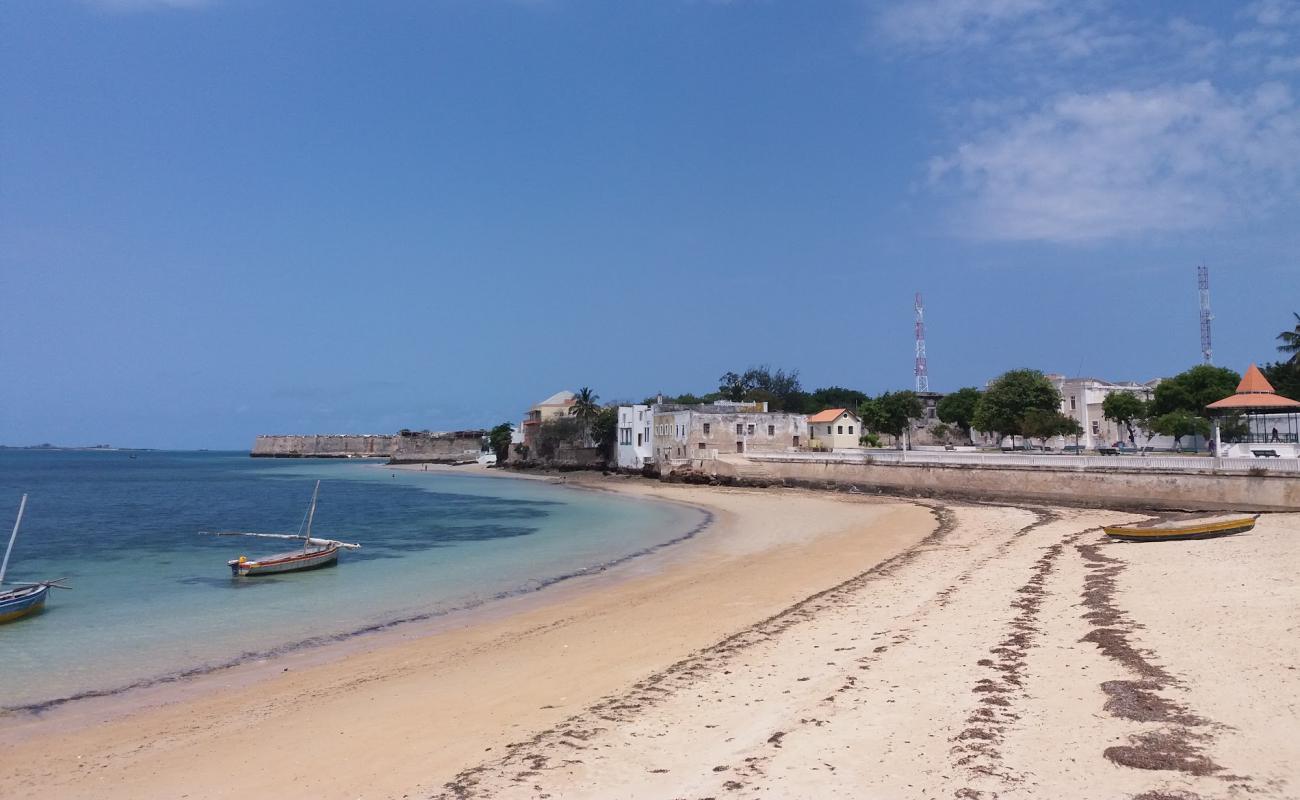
[251,430,486,464]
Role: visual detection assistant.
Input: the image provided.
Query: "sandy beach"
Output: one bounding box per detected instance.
[2,472,1297,800]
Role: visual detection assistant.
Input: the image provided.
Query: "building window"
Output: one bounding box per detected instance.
[848,425,854,434]
[636,433,642,447]
[1091,421,1100,435]
[736,424,744,435]
[698,442,705,450]
[826,426,832,435]
[1071,396,1077,411]
[767,425,775,436]
[619,428,632,446]
[703,423,710,435]
[793,435,800,447]
[747,424,755,434]
[837,425,843,435]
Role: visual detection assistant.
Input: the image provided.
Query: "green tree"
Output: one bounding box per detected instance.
[1150,365,1240,416]
[808,386,869,413]
[1021,409,1079,449]
[487,423,514,464]
[929,422,953,444]
[1059,415,1084,448]
[1278,311,1300,364]
[862,391,924,447]
[717,366,808,412]
[936,387,981,444]
[1101,391,1148,448]
[1218,413,1250,443]
[1261,360,1300,402]
[590,406,619,460]
[569,387,601,444]
[534,416,584,459]
[1151,410,1211,452]
[972,369,1062,449]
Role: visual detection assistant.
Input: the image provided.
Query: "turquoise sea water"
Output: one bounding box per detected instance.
[0,451,704,711]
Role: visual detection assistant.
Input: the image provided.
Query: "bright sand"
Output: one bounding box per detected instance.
[2,474,1298,799]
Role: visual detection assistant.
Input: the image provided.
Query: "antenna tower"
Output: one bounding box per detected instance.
[914,292,929,393]
[1197,265,1213,364]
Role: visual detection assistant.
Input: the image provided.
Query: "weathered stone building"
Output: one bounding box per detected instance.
[652,403,806,466]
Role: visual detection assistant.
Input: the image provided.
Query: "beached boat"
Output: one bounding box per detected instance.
[207,481,360,577]
[1103,514,1259,542]
[0,494,70,624]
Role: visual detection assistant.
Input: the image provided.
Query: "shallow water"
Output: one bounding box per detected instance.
[0,451,704,711]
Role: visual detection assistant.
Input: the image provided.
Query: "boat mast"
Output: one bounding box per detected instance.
[1,494,28,587]
[303,481,320,553]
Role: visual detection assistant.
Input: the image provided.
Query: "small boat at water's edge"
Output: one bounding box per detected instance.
[1103,514,1259,542]
[0,494,70,624]
[205,481,360,577]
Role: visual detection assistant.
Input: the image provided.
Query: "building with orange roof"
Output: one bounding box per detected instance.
[1206,364,1300,458]
[807,408,862,450]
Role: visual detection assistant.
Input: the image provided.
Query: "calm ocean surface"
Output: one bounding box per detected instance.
[0,451,704,711]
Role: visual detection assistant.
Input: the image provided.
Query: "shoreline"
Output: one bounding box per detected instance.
[0,474,938,798]
[0,468,712,719]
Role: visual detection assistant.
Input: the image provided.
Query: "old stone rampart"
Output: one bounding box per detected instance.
[251,431,486,464]
[707,456,1299,512]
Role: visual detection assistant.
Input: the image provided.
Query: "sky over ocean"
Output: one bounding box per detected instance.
[2,1,1298,448]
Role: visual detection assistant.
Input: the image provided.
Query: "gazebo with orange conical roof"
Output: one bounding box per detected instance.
[1205,364,1300,457]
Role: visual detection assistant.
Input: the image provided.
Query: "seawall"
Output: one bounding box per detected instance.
[252,431,486,464]
[706,456,1300,512]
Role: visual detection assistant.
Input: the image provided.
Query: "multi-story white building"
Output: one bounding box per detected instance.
[1050,375,1161,449]
[615,404,655,470]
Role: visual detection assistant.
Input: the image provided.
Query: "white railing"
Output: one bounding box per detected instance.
[749,449,1300,474]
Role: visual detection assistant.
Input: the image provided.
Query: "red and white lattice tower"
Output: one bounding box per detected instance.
[1198,265,1213,365]
[914,292,929,393]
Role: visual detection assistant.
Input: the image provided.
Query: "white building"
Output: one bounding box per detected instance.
[1050,375,1162,449]
[616,405,655,470]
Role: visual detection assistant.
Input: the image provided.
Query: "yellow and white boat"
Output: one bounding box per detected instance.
[1103,514,1259,542]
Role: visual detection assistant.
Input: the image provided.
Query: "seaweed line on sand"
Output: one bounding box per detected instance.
[950,510,1093,798]
[435,503,961,799]
[1076,541,1241,787]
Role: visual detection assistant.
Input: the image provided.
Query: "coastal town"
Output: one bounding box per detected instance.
[7,3,1300,799]
[251,308,1300,508]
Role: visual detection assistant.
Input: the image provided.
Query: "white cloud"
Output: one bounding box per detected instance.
[930,82,1300,242]
[1243,0,1300,28]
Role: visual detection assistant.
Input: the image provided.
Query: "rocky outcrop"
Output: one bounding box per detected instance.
[251,430,486,463]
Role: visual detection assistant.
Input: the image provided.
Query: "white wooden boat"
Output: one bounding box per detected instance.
[0,494,70,624]
[206,481,360,577]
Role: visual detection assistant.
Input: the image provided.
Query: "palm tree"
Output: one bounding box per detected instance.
[1279,312,1300,364]
[569,387,600,445]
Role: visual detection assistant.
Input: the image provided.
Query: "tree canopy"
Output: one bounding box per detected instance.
[1021,408,1081,447]
[487,423,514,463]
[860,391,923,441]
[1101,391,1147,447]
[936,387,981,442]
[971,369,1062,445]
[717,366,807,412]
[1150,365,1239,416]
[808,386,869,413]
[1150,410,1210,451]
[1278,311,1300,365]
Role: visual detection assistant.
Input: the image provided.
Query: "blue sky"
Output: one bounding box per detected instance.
[2,0,1298,448]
